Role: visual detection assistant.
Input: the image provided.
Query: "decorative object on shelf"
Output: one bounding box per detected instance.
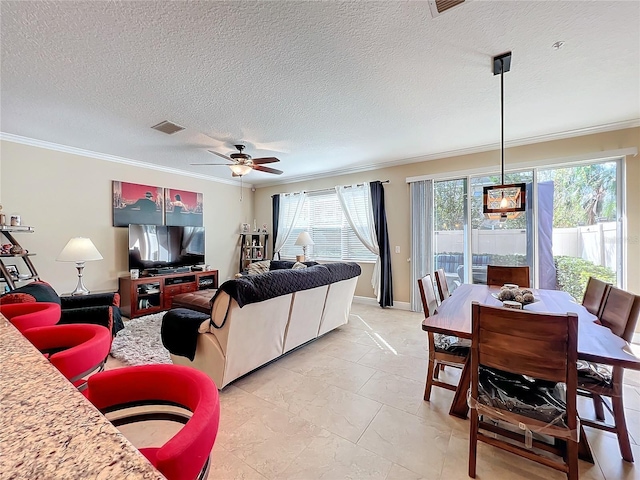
[0,204,5,226]
[1,244,12,254]
[9,245,24,255]
[254,219,258,232]
[112,181,164,227]
[240,223,250,234]
[130,268,139,280]
[164,188,203,227]
[262,223,268,233]
[482,51,526,223]
[5,264,18,279]
[10,214,21,226]
[294,231,315,262]
[56,237,104,296]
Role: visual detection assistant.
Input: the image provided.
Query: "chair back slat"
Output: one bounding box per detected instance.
[434,268,450,302]
[472,303,577,384]
[582,277,611,317]
[599,287,640,341]
[417,274,438,317]
[485,265,530,288]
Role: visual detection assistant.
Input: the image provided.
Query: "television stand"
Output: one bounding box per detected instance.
[119,269,218,319]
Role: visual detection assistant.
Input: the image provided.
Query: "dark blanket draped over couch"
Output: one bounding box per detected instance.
[0,281,124,335]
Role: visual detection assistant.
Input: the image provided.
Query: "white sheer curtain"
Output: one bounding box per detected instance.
[335,184,381,298]
[274,192,307,257]
[410,180,433,312]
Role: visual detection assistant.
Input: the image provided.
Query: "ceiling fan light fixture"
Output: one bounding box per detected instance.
[229,164,252,176]
[483,51,526,220]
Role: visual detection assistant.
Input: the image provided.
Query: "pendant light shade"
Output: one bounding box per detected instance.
[482,51,526,222]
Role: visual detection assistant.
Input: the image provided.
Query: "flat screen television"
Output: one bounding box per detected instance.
[128,224,205,272]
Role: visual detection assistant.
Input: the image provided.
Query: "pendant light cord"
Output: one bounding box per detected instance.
[500,58,505,186]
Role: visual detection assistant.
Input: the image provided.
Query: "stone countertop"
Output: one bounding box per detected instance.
[0,315,165,479]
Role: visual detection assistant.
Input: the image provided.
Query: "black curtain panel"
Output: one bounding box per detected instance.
[370,181,393,307]
[272,194,280,259]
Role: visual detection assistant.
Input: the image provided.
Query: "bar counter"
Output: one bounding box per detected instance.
[0,314,165,479]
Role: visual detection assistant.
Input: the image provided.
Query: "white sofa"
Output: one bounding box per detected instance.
[169,263,360,388]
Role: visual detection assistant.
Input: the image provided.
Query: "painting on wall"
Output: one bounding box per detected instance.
[113,181,164,227]
[164,188,203,227]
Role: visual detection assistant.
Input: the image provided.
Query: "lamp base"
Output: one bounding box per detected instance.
[71,262,90,296]
[296,255,305,262]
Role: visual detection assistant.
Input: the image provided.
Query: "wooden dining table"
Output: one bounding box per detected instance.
[422,283,640,419]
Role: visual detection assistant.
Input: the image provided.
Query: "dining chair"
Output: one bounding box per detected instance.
[577,286,640,462]
[84,364,220,480]
[418,274,468,401]
[581,276,611,317]
[485,265,530,288]
[469,303,579,480]
[434,268,450,303]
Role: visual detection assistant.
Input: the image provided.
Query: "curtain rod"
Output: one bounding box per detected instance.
[273,180,390,197]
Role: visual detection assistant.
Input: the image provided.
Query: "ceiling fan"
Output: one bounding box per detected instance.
[191,144,283,177]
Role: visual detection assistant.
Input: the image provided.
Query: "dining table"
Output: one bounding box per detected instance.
[421,283,640,461]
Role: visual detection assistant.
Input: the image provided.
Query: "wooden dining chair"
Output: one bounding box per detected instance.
[434,268,450,303]
[578,287,640,462]
[469,303,579,480]
[418,274,468,401]
[485,265,530,288]
[581,276,611,317]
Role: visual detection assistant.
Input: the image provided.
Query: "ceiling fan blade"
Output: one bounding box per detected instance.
[190,163,232,166]
[253,165,283,175]
[208,150,233,161]
[251,156,280,165]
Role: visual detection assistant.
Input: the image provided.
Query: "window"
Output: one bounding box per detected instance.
[279,191,378,262]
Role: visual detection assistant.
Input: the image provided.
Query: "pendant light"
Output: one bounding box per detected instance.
[483,51,526,222]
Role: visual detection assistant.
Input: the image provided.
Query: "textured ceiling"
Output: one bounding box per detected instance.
[1,1,639,186]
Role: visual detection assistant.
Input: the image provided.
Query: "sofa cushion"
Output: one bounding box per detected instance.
[247,261,271,275]
[0,281,61,306]
[291,262,307,270]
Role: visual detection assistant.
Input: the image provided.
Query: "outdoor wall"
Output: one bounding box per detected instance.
[0,140,253,294]
[254,127,640,305]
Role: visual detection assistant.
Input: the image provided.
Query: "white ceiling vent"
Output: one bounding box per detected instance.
[151,120,185,135]
[429,0,468,17]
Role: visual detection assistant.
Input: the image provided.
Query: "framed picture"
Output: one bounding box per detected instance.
[165,188,203,227]
[240,223,250,234]
[5,264,18,278]
[113,181,164,227]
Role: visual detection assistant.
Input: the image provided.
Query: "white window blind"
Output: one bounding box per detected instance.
[280,191,378,262]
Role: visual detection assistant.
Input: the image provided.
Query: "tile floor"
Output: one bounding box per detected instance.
[108,303,640,480]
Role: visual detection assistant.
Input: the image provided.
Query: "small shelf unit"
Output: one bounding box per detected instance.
[0,225,39,290]
[239,233,269,273]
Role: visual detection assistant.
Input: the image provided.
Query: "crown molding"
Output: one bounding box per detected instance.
[0,132,252,188]
[256,119,640,188]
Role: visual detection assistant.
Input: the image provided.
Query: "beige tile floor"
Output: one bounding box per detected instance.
[107,303,640,480]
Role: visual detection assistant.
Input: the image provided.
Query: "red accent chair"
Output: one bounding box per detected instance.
[0,302,61,333]
[84,364,220,480]
[22,323,111,390]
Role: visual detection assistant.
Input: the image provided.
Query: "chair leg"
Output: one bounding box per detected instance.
[612,395,634,462]
[440,364,446,372]
[434,361,441,379]
[469,409,478,478]
[566,438,579,480]
[592,394,605,421]
[424,357,435,401]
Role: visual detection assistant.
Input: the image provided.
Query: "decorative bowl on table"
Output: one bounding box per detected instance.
[492,286,536,306]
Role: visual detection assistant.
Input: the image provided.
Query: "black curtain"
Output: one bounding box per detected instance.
[272,195,280,259]
[370,181,393,307]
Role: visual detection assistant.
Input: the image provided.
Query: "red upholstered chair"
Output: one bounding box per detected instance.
[22,324,111,390]
[0,302,61,333]
[84,364,220,480]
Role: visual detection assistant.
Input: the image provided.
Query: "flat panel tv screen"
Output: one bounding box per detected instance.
[129,224,205,271]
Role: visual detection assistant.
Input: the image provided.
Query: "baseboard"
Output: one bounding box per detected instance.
[352,295,412,311]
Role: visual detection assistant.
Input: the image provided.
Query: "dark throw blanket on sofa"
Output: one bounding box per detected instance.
[215,263,361,308]
[161,308,210,361]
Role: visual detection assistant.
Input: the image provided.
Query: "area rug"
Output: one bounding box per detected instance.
[110,312,172,366]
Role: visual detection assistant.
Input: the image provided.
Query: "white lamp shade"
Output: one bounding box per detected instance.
[56,237,103,262]
[294,231,315,246]
[228,164,252,176]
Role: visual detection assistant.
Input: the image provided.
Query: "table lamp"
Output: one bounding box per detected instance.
[56,237,103,295]
[294,231,314,262]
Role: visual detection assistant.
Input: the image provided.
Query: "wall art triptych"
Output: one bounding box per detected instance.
[112,181,203,227]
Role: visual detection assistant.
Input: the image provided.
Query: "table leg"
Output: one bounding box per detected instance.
[449,357,471,419]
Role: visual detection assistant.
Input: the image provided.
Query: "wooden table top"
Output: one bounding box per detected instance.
[0,315,166,479]
[422,284,640,370]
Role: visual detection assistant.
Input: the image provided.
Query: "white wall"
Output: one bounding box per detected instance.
[0,140,253,294]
